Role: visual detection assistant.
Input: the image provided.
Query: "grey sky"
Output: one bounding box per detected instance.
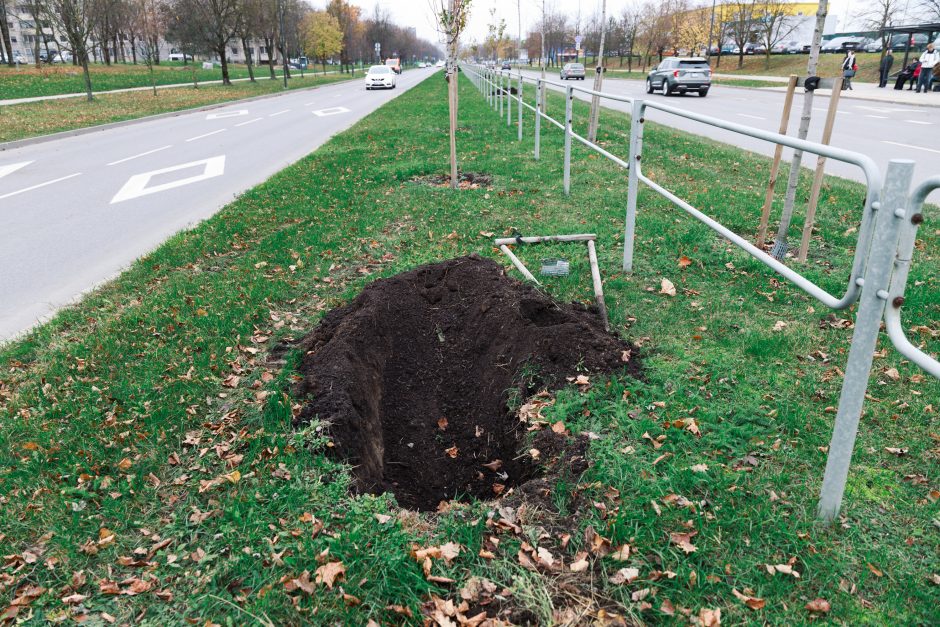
[347,0,923,48]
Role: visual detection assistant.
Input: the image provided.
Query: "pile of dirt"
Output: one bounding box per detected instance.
[292,255,640,510]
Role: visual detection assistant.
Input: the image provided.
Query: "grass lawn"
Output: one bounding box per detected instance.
[0,61,347,99]
[1,71,938,625]
[706,51,889,84]
[0,72,355,144]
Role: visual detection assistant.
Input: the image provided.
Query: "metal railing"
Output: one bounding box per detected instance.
[462,63,939,522]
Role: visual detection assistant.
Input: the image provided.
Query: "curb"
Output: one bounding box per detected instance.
[0,74,358,152]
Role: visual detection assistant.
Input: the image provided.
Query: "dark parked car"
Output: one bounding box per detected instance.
[560,62,586,80]
[646,57,711,97]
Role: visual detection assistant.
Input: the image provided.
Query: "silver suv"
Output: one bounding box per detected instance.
[646,57,711,97]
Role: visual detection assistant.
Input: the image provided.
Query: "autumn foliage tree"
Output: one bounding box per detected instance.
[302,10,342,72]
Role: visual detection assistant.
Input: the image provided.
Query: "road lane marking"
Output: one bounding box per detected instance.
[303,100,318,105]
[0,161,33,179]
[107,145,172,166]
[865,115,888,119]
[235,117,263,127]
[882,140,940,154]
[111,156,226,204]
[312,106,350,117]
[0,172,81,200]
[736,113,765,120]
[186,129,226,142]
[206,110,248,120]
[269,110,290,117]
[904,120,932,125]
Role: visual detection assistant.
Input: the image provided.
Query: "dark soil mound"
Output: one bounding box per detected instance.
[293,255,640,510]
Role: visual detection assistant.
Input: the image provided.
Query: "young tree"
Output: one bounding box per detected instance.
[173,0,241,85]
[757,0,799,68]
[43,0,97,99]
[587,0,606,143]
[326,0,361,73]
[726,0,758,68]
[302,9,341,72]
[134,0,163,93]
[855,0,902,62]
[435,0,471,189]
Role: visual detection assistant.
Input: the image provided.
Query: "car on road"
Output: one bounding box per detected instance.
[435,60,445,67]
[646,57,711,97]
[385,57,401,74]
[365,65,397,90]
[12,51,26,63]
[719,44,740,55]
[560,62,585,80]
[501,61,511,70]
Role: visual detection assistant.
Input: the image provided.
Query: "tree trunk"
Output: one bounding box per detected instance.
[0,0,13,66]
[219,42,231,85]
[737,49,743,68]
[266,37,277,79]
[149,62,156,96]
[81,54,93,101]
[764,49,771,69]
[243,37,255,81]
[587,0,607,143]
[130,34,137,64]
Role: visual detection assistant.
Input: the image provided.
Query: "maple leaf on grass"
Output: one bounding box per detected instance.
[315,562,346,589]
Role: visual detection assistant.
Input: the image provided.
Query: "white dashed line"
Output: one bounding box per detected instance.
[905,120,932,125]
[865,115,888,119]
[737,113,765,120]
[186,129,226,142]
[235,117,263,127]
[268,110,290,117]
[107,145,172,166]
[882,140,940,154]
[0,172,82,200]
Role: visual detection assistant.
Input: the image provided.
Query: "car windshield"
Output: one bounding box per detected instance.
[569,64,584,70]
[369,66,391,74]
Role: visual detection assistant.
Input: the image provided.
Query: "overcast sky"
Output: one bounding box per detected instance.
[348,0,923,48]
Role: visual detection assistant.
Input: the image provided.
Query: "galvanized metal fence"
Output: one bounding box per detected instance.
[462,63,939,522]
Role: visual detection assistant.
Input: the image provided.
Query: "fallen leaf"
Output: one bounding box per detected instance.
[445,446,459,459]
[660,278,677,297]
[678,256,692,268]
[61,593,87,605]
[609,567,639,585]
[631,587,651,602]
[437,417,448,431]
[610,545,631,561]
[690,463,709,473]
[669,531,697,554]
[482,460,502,471]
[772,320,788,332]
[699,607,721,626]
[884,447,908,456]
[867,563,883,577]
[315,562,346,589]
[805,598,831,613]
[439,542,461,564]
[569,553,590,572]
[374,514,392,524]
[884,367,901,381]
[732,588,765,610]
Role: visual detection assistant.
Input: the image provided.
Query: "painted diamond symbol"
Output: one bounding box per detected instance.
[111,156,226,204]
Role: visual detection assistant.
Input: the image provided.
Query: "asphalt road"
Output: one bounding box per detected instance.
[0,67,436,341]
[516,68,939,187]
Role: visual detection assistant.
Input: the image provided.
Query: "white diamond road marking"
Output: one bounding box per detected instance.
[0,161,33,179]
[312,106,350,117]
[111,156,226,204]
[206,110,248,120]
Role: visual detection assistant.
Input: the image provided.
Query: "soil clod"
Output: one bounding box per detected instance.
[293,256,640,510]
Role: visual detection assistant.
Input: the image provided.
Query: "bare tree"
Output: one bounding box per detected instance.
[170,0,241,85]
[587,0,606,143]
[757,0,800,68]
[0,0,15,66]
[134,0,163,93]
[855,0,903,62]
[921,0,940,20]
[434,0,471,189]
[44,0,97,99]
[726,0,758,69]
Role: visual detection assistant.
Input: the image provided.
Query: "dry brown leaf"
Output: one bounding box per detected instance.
[678,256,692,268]
[669,531,697,554]
[437,417,448,431]
[482,460,503,472]
[660,278,677,297]
[699,608,722,626]
[374,514,392,524]
[732,588,766,610]
[609,567,640,585]
[445,446,459,459]
[315,562,346,589]
[805,598,831,613]
[610,544,631,561]
[569,553,590,572]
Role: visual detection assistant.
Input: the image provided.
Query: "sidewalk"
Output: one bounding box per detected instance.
[0,69,343,106]
[714,73,940,107]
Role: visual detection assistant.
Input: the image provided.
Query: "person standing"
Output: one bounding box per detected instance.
[878,49,894,88]
[841,50,857,90]
[916,43,939,93]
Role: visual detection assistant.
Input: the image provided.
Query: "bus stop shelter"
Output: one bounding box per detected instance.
[881,22,940,68]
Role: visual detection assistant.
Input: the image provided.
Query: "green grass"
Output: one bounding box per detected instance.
[0,71,355,143]
[707,51,888,83]
[1,71,937,625]
[0,61,348,99]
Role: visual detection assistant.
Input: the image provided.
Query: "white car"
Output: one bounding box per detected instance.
[365,65,396,90]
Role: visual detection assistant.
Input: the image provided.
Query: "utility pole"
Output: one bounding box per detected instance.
[771,0,829,259]
[587,0,607,142]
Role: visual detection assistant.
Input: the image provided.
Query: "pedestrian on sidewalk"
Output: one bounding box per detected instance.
[915,43,939,93]
[841,50,857,90]
[910,62,921,90]
[878,49,893,88]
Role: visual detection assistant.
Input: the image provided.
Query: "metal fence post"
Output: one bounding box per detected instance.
[499,73,504,117]
[563,84,573,196]
[517,71,523,141]
[506,72,512,126]
[534,79,542,160]
[816,159,914,522]
[623,99,645,272]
